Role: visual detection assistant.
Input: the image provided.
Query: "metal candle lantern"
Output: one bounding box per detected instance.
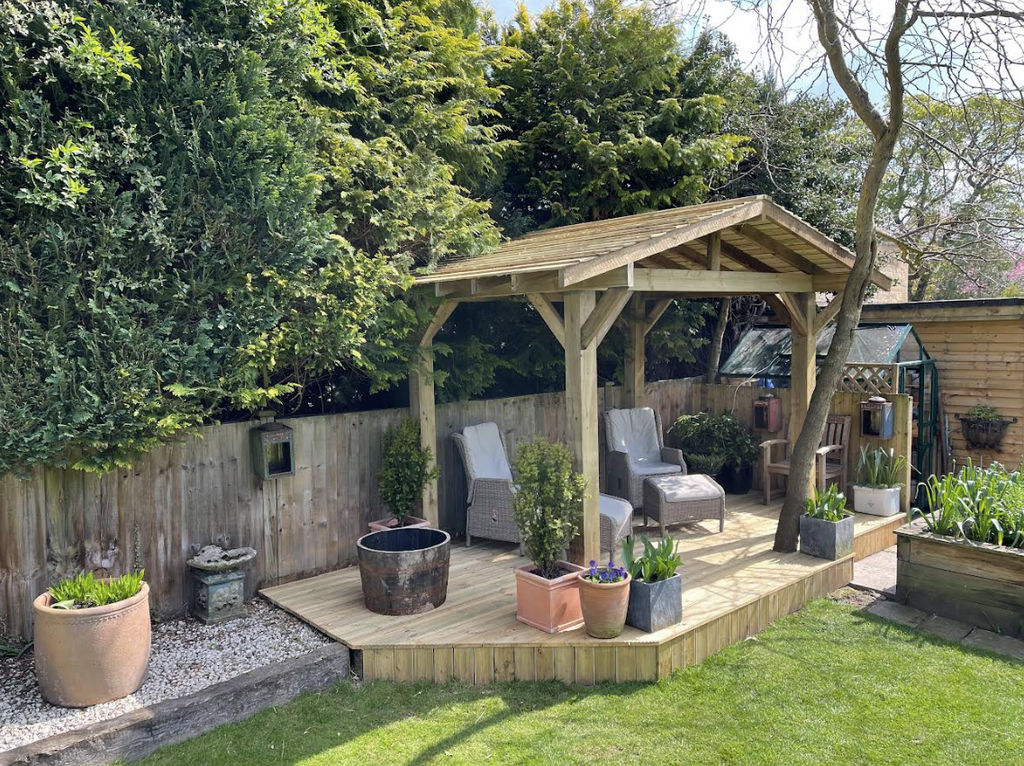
[860,396,894,439]
[250,422,295,480]
[753,395,782,432]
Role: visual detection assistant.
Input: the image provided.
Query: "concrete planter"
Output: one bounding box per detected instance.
[799,514,855,560]
[191,568,247,625]
[625,574,682,633]
[33,582,152,708]
[897,522,1024,637]
[514,561,585,633]
[853,485,901,516]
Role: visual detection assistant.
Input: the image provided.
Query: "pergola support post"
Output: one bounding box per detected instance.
[409,300,458,527]
[622,294,646,408]
[788,292,817,498]
[563,290,601,564]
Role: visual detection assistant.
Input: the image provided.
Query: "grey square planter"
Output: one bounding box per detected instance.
[799,514,855,560]
[625,574,682,633]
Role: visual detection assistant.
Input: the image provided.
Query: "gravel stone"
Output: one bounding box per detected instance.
[0,599,331,753]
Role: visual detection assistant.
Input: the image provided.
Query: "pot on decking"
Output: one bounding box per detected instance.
[358,528,451,615]
[514,561,585,633]
[626,574,682,633]
[853,485,901,517]
[367,515,430,533]
[578,572,631,639]
[799,514,855,561]
[33,582,152,708]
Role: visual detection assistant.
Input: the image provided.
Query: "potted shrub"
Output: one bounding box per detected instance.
[33,570,150,707]
[578,561,631,639]
[622,535,683,633]
[511,438,588,633]
[799,483,854,560]
[958,405,1016,450]
[370,417,439,532]
[853,446,906,516]
[670,412,757,492]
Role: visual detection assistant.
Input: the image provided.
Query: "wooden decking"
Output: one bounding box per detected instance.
[261,493,903,684]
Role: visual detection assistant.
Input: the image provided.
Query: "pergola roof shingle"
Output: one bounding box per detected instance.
[414,195,891,296]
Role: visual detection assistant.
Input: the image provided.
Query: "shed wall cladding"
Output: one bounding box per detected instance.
[862,301,1024,471]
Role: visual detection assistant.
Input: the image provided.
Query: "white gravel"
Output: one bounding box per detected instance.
[0,599,332,754]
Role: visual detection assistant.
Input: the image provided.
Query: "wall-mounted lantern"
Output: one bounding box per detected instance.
[250,422,295,480]
[753,394,782,433]
[860,396,894,439]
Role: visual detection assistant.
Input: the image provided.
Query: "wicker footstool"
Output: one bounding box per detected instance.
[643,474,725,536]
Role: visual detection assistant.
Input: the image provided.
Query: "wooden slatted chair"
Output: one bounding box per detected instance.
[761,414,852,504]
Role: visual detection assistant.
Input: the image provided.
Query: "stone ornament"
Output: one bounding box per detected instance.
[187,545,257,572]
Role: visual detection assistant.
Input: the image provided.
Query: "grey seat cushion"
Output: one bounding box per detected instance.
[630,459,683,477]
[647,474,724,503]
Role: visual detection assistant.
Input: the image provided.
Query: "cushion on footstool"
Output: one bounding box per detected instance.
[643,474,725,533]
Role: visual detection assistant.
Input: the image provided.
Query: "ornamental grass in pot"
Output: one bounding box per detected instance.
[512,439,588,633]
[370,417,438,532]
[622,535,683,633]
[578,562,630,639]
[853,446,906,516]
[800,484,854,560]
[33,570,150,708]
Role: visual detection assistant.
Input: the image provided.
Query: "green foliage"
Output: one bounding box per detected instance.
[856,447,907,489]
[621,535,681,583]
[512,439,587,578]
[685,453,727,476]
[0,0,407,473]
[670,412,757,468]
[965,405,1004,423]
[804,484,848,522]
[916,462,1024,548]
[379,418,438,524]
[48,570,145,610]
[488,2,747,234]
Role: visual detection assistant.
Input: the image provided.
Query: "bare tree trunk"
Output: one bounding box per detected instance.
[773,0,909,551]
[706,298,730,384]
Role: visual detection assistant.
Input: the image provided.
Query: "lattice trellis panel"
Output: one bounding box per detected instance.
[841,363,898,395]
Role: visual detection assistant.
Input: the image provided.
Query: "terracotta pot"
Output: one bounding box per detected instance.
[33,582,151,708]
[578,571,631,639]
[513,561,585,633]
[367,515,430,533]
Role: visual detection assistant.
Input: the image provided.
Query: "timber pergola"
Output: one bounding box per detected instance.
[410,195,892,564]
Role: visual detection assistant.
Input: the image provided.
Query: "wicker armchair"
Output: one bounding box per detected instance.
[452,423,523,553]
[603,408,686,511]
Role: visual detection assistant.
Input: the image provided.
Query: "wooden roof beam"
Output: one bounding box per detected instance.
[814,291,845,334]
[631,269,813,294]
[420,300,459,347]
[644,298,674,336]
[734,225,826,274]
[526,293,565,348]
[777,293,808,336]
[581,288,633,351]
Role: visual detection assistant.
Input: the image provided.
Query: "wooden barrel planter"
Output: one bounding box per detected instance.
[357,528,451,615]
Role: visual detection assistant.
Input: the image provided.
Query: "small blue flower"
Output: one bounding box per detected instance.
[589,560,597,567]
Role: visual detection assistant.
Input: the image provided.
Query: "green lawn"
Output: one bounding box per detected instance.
[142,599,1024,765]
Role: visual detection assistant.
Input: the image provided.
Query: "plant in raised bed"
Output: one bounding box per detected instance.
[578,561,631,639]
[372,417,439,532]
[622,535,683,633]
[852,446,906,517]
[958,405,1016,450]
[34,570,151,707]
[511,438,588,633]
[799,483,854,560]
[899,462,1024,637]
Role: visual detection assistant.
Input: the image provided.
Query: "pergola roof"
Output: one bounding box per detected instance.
[414,196,891,299]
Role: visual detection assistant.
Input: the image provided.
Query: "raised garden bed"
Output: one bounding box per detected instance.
[895,522,1024,638]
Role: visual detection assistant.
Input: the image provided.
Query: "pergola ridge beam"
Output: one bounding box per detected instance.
[526,293,566,348]
[581,287,633,350]
[561,200,764,286]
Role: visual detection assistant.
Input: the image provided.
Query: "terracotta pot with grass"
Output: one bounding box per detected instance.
[511,439,589,634]
[33,572,151,708]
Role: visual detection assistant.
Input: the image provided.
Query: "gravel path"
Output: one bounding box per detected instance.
[0,600,332,753]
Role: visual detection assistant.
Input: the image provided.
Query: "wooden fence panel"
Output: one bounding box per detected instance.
[0,376,913,638]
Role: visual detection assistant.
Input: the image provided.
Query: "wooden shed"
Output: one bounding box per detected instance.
[861,298,1024,470]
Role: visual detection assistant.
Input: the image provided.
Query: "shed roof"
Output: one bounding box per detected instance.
[414,196,892,295]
